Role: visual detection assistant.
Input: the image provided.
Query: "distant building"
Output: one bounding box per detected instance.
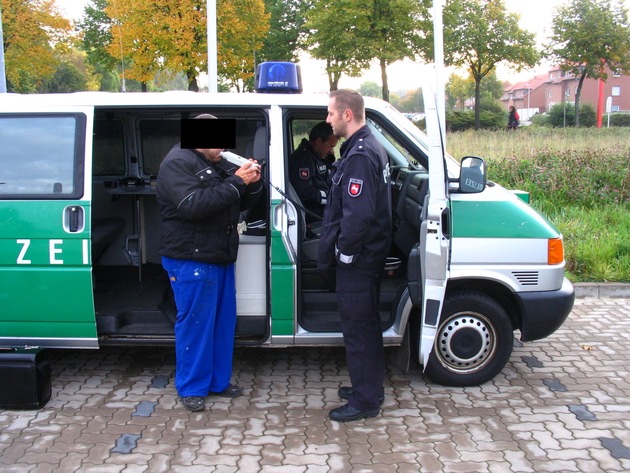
[501,66,630,121]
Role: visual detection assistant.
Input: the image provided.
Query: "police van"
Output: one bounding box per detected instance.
[0,63,574,398]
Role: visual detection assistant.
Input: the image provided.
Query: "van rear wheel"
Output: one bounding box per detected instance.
[425,292,513,387]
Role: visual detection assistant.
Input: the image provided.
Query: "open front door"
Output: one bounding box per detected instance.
[416,86,451,369]
[0,108,98,349]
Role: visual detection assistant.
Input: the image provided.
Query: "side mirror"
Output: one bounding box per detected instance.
[459,156,486,193]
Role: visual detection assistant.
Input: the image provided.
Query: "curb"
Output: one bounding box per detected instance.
[573,282,630,298]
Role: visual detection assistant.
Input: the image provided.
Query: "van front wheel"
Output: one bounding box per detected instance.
[424,292,513,387]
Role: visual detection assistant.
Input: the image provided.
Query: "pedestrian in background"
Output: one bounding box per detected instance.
[157,114,263,412]
[507,105,520,130]
[318,89,392,422]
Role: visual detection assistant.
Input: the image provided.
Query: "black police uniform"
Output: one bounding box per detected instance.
[317,125,392,411]
[288,138,330,223]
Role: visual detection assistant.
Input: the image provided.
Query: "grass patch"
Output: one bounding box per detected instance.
[447,127,630,282]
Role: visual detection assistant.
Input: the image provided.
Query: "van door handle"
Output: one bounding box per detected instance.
[65,206,84,233]
[441,207,451,239]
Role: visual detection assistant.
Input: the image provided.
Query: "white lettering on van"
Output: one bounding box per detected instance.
[83,239,89,265]
[50,239,64,264]
[17,239,32,264]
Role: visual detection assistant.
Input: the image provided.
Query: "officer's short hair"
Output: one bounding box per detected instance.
[309,121,334,142]
[330,89,365,122]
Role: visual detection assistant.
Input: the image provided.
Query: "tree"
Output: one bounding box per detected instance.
[79,0,117,70]
[359,80,382,98]
[306,0,429,98]
[41,60,87,92]
[217,0,270,92]
[446,74,473,111]
[360,0,429,102]
[259,0,311,63]
[1,0,72,92]
[397,88,424,113]
[305,0,371,90]
[153,0,208,91]
[434,0,540,129]
[547,0,630,126]
[105,0,160,91]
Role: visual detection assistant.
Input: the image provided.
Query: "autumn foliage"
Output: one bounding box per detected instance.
[104,0,268,91]
[1,0,72,92]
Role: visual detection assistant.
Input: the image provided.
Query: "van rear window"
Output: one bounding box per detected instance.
[0,114,85,199]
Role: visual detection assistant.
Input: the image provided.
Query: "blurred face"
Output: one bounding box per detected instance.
[326,97,348,138]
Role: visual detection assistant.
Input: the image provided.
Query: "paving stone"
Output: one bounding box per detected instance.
[1,298,630,471]
[600,437,630,460]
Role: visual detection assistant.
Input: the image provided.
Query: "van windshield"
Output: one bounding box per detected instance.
[379,104,460,178]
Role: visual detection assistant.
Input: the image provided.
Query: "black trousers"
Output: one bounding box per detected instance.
[336,265,385,410]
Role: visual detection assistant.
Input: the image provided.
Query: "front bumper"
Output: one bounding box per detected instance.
[517,277,575,342]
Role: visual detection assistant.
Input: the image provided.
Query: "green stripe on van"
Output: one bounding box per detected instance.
[451,200,560,239]
[270,199,295,336]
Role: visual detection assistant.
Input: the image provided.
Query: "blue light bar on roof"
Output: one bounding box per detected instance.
[255,62,302,94]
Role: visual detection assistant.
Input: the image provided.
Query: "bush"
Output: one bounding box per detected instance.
[531,113,552,127]
[609,112,630,127]
[444,109,504,131]
[547,102,596,127]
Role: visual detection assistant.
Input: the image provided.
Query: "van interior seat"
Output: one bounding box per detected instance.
[243,126,268,224]
[286,184,319,266]
[92,218,126,262]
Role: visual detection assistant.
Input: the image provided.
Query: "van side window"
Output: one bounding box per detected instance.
[0,115,84,198]
[93,120,125,176]
[139,119,180,177]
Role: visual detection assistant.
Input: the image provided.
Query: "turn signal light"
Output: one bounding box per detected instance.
[548,238,564,265]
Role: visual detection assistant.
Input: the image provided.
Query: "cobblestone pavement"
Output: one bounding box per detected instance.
[0,298,629,473]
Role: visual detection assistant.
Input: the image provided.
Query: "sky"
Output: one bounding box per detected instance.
[55,0,630,93]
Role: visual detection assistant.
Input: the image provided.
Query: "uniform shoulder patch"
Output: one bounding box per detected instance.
[299,168,310,180]
[348,178,363,197]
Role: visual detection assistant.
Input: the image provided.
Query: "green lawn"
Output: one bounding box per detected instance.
[447,127,630,282]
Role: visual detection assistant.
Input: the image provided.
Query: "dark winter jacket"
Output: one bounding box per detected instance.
[288,138,330,221]
[317,125,392,270]
[157,144,263,264]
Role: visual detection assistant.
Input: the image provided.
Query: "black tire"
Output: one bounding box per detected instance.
[424,291,513,387]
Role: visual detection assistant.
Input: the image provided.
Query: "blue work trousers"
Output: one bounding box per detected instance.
[162,256,237,397]
[336,265,385,410]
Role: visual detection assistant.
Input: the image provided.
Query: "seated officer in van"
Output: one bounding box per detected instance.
[289,122,338,224]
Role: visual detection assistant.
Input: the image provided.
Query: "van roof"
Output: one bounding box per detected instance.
[0,91,386,112]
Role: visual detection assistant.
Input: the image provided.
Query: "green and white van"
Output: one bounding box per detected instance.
[0,81,574,390]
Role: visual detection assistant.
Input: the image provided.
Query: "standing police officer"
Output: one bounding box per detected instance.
[318,90,392,422]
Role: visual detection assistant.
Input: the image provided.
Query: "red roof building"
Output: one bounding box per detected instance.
[501,66,630,121]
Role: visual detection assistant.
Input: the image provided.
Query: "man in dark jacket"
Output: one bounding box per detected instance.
[288,121,338,223]
[318,90,392,422]
[157,116,263,412]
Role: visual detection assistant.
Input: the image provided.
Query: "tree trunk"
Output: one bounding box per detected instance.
[327,59,339,91]
[380,58,389,103]
[328,72,338,91]
[574,71,587,127]
[188,72,199,92]
[141,82,147,92]
[474,77,481,130]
